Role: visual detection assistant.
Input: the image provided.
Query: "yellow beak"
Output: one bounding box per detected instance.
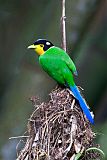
[27,44,36,49]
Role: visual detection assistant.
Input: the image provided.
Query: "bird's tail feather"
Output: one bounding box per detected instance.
[70,85,94,124]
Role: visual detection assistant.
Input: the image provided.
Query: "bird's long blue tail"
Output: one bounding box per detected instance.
[70,85,94,124]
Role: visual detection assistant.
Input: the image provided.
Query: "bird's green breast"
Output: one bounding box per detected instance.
[39,47,75,86]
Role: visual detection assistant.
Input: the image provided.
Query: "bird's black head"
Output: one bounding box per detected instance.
[28,39,54,55]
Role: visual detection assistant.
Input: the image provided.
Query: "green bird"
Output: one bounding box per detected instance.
[28,39,94,124]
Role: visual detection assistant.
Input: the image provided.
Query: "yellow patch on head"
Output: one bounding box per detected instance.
[34,44,45,55]
[28,44,45,55]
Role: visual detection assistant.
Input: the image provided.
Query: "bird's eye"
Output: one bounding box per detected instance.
[40,44,44,47]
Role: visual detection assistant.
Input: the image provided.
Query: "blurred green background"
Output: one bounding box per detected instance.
[0,0,107,159]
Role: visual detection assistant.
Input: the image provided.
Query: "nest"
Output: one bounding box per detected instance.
[17,86,101,160]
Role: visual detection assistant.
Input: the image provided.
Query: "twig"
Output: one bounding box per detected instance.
[71,99,75,110]
[61,0,66,51]
[64,115,77,157]
[9,136,29,139]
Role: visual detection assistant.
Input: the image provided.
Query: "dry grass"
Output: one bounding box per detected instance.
[17,86,101,160]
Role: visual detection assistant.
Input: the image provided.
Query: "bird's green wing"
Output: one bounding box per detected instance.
[62,52,78,76]
[50,47,78,76]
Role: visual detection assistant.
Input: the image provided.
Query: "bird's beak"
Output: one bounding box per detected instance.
[27,44,36,49]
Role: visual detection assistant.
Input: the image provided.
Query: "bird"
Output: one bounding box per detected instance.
[28,39,94,124]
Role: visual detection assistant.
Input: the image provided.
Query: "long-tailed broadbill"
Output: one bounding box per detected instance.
[28,39,94,124]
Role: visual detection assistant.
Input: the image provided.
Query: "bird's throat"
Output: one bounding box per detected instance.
[34,47,45,55]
